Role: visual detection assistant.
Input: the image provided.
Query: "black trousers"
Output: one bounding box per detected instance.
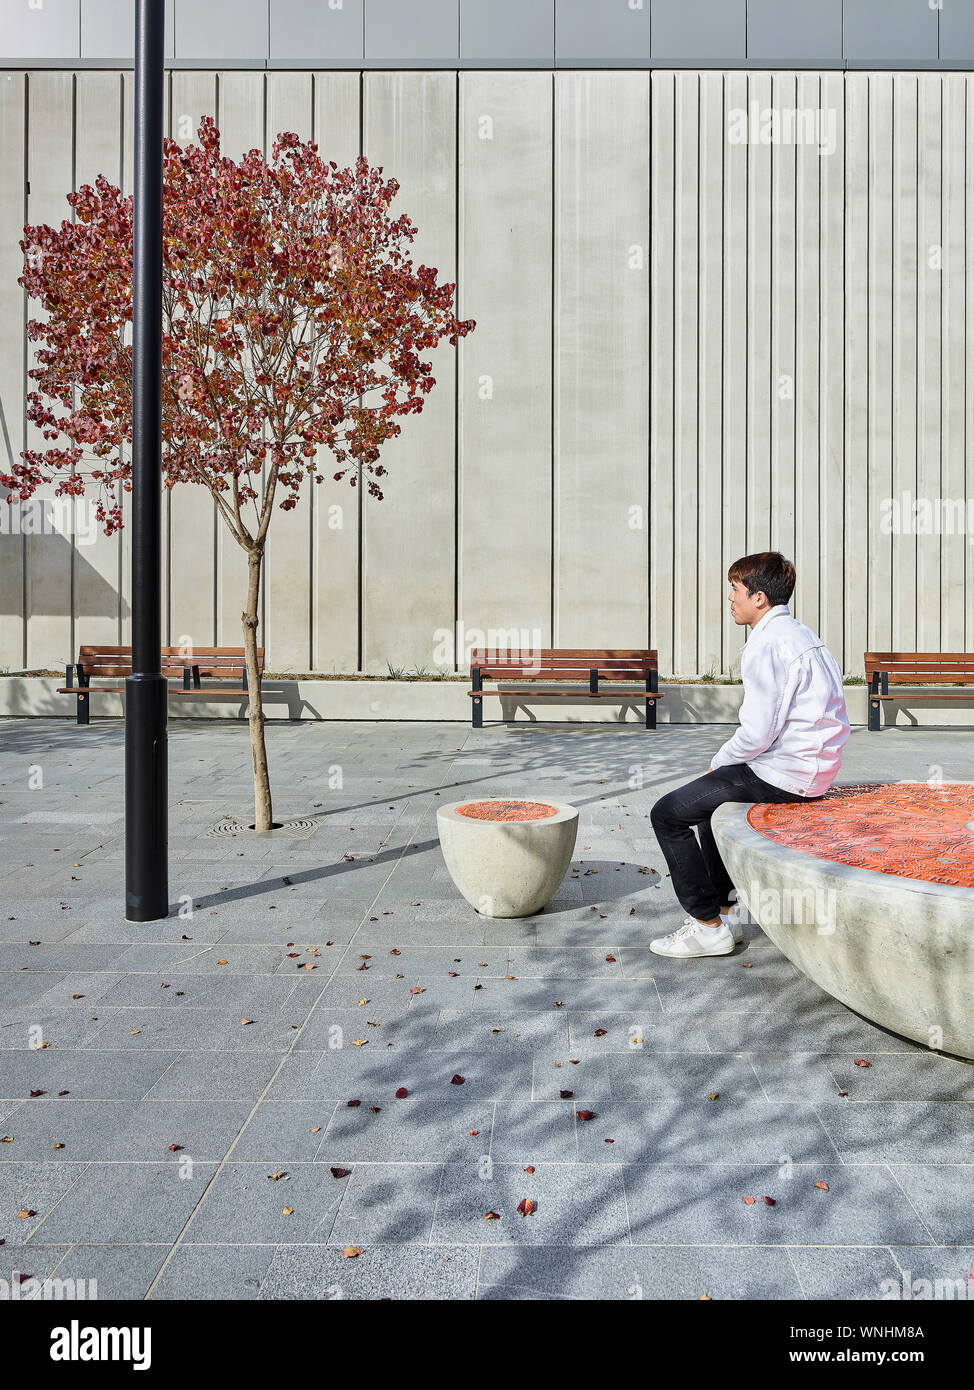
[649,763,818,922]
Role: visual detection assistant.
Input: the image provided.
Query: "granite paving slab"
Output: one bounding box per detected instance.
[3,718,972,1300]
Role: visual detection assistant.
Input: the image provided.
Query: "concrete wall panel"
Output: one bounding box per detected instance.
[362,71,458,674]
[553,71,649,650]
[458,72,553,654]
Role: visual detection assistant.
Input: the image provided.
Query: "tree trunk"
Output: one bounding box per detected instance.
[242,547,273,831]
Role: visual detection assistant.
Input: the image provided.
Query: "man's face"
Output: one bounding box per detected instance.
[728,579,766,627]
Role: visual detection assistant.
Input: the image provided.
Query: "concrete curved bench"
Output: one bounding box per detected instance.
[712,802,974,1060]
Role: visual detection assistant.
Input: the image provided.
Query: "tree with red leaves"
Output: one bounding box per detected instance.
[4,118,475,830]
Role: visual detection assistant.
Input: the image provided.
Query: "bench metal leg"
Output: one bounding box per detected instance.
[471,666,483,728]
[645,670,658,730]
[77,691,89,726]
[868,673,882,732]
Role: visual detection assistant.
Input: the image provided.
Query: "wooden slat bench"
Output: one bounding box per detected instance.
[59,645,262,724]
[864,651,974,731]
[468,648,661,729]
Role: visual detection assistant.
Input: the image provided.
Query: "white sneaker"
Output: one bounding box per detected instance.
[649,918,736,959]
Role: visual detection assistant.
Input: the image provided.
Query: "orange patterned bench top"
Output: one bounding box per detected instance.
[748,783,974,889]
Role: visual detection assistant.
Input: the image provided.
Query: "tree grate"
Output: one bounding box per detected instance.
[203,817,319,840]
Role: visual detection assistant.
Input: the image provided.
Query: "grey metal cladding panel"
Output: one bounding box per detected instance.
[270,0,364,62]
[461,0,554,63]
[941,0,974,62]
[365,0,458,61]
[173,0,269,62]
[843,0,938,61]
[651,0,746,63]
[81,0,176,62]
[555,0,650,67]
[1,0,79,60]
[746,0,842,61]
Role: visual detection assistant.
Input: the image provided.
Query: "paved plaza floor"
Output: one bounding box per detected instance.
[1,717,972,1301]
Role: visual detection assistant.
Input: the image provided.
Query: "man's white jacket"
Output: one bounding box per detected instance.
[710,605,850,797]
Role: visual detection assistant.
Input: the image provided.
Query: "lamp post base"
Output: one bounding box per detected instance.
[124,672,169,921]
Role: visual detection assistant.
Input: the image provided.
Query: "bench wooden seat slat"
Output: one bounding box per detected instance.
[864,650,974,730]
[468,688,666,698]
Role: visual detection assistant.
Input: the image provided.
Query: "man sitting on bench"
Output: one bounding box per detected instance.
[649,551,850,959]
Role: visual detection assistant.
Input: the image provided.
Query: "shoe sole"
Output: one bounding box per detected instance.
[649,941,736,959]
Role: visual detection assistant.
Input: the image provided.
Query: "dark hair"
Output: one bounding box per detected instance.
[727,552,796,607]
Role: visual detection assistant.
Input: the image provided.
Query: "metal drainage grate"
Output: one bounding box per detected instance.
[203,817,319,840]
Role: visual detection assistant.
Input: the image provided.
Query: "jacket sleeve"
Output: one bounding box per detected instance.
[711,646,798,769]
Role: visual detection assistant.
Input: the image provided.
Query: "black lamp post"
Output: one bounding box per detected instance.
[125,0,168,922]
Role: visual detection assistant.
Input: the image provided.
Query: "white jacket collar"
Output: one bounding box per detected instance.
[742,604,790,649]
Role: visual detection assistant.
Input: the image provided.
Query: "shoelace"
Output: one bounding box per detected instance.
[662,919,701,944]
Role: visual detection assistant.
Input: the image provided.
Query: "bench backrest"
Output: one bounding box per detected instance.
[78,645,264,681]
[470,648,656,678]
[864,652,974,685]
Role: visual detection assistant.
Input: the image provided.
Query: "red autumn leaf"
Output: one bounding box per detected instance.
[523,1166,535,1173]
[853,1058,872,1068]
[450,1075,465,1085]
[577,1110,596,1122]
[28,1090,45,1098]
[330,1168,350,1179]
[468,1129,478,1136]
[559,1090,574,1099]
[483,1211,501,1221]
[604,1138,615,1144]
[395,1087,408,1099]
[762,1196,776,1206]
[347,1099,361,1107]
[594,1029,607,1037]
[168,1144,182,1152]
[742,1196,756,1206]
[814,1181,829,1191]
[516,1198,536,1217]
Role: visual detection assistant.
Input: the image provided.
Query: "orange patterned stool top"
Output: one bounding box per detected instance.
[456,799,558,821]
[747,783,974,888]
